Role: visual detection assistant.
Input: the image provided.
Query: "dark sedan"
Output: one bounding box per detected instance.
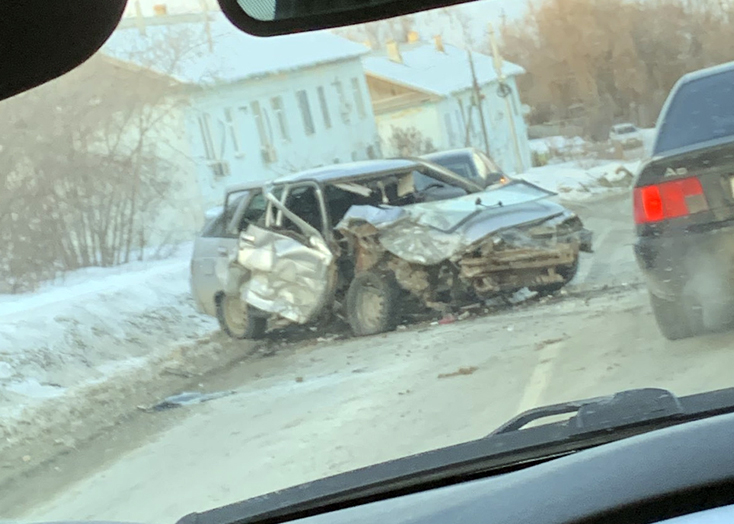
[634,61,734,340]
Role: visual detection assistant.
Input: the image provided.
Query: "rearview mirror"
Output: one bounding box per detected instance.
[219,0,475,36]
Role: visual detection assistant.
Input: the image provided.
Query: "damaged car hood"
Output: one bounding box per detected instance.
[336,181,573,265]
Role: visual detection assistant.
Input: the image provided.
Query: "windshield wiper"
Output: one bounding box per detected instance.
[178,387,734,524]
[489,388,683,436]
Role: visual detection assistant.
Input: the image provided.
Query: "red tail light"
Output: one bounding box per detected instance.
[633,176,709,224]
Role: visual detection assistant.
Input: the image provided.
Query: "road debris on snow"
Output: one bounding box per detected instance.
[438,366,479,379]
[534,337,569,351]
[141,390,235,412]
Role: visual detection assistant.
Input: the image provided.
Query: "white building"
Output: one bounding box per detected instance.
[102,13,380,237]
[363,36,532,174]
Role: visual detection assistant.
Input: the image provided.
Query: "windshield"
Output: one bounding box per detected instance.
[3,0,733,522]
[432,158,478,180]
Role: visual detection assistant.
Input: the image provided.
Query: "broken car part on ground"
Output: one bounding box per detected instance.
[215,159,592,338]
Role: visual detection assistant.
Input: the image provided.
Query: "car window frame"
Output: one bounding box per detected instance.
[264,181,331,241]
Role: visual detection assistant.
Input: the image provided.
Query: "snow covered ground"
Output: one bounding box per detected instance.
[0,155,640,437]
[0,244,217,430]
[517,160,640,202]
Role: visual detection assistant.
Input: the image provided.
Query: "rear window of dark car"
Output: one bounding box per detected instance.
[427,155,479,181]
[655,69,734,155]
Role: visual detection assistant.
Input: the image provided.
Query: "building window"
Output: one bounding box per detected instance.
[250,101,270,147]
[252,101,277,163]
[333,79,350,124]
[223,108,242,156]
[197,113,216,160]
[270,96,290,141]
[296,90,315,135]
[444,113,455,145]
[351,77,366,119]
[317,86,332,129]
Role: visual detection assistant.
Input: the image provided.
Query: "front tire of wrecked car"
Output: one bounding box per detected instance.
[649,292,700,341]
[346,270,401,337]
[533,256,579,296]
[216,294,267,340]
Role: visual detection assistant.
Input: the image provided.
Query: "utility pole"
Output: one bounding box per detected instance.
[467,50,491,159]
[134,0,146,36]
[488,23,525,173]
[201,0,214,52]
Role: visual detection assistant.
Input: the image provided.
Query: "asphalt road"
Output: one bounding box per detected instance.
[9,193,734,524]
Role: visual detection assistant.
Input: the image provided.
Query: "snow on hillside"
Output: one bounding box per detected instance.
[0,244,217,425]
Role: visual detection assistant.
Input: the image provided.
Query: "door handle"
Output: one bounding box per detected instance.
[240,234,256,244]
[217,247,229,256]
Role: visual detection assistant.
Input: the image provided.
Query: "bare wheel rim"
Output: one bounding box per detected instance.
[356,282,385,331]
[223,296,248,333]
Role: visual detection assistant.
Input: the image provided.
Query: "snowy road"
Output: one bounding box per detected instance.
[7,193,734,523]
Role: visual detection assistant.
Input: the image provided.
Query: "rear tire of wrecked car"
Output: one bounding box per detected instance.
[346,270,401,337]
[217,294,267,340]
[649,293,699,341]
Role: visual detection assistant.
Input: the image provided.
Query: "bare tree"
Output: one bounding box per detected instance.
[0,25,206,292]
[499,0,734,134]
[388,126,437,156]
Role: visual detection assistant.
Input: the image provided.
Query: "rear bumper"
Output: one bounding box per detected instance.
[634,224,734,299]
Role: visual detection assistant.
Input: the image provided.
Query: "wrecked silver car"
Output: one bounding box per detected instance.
[218,159,592,338]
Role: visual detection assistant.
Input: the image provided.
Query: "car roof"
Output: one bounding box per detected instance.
[223,157,468,198]
[270,158,422,184]
[224,181,261,197]
[679,59,734,84]
[222,160,413,195]
[422,148,478,160]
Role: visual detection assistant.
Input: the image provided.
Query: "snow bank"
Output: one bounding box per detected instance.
[0,244,217,424]
[529,135,587,157]
[518,160,640,202]
[640,127,656,155]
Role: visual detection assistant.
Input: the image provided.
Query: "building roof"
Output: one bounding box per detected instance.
[362,41,525,96]
[102,13,369,86]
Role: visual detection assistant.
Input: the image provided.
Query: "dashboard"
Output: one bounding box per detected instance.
[280,411,734,524]
[64,410,734,524]
[661,505,734,523]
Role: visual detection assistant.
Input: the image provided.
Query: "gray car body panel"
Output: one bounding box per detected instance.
[190,160,586,322]
[336,182,570,265]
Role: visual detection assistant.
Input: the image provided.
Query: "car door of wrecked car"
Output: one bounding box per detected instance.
[218,190,268,290]
[191,191,248,316]
[236,182,337,325]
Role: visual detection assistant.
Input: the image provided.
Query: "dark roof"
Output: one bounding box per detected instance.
[679,60,734,84]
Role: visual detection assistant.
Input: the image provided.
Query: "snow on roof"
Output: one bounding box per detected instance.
[362,42,525,96]
[102,13,368,86]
